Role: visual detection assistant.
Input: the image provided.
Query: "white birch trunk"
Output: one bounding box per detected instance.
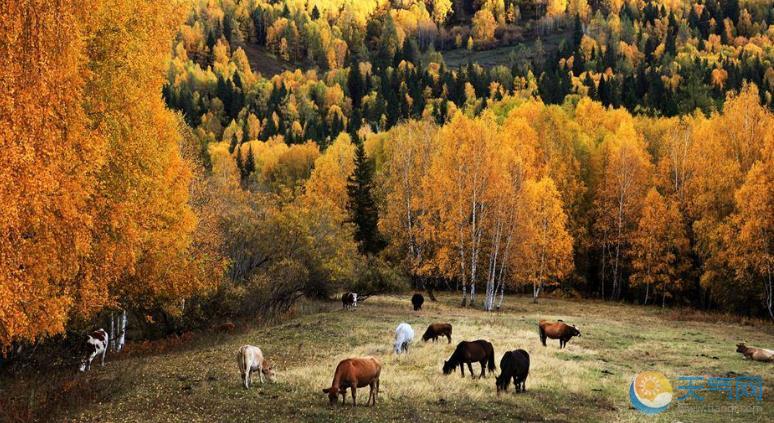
[110,312,116,351]
[117,309,127,352]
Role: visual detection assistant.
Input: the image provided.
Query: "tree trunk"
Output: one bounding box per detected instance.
[600,236,607,300]
[766,263,773,320]
[644,283,650,305]
[533,282,541,304]
[461,284,467,307]
[117,309,127,352]
[110,312,116,351]
[496,280,505,309]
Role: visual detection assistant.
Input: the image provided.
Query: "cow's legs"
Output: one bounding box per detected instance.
[446,334,451,343]
[351,386,357,407]
[367,382,375,406]
[467,362,475,378]
[259,367,264,384]
[375,378,380,404]
[479,361,485,378]
[459,363,465,377]
[101,348,107,366]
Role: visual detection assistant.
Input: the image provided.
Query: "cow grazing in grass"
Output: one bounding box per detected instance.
[79,329,108,372]
[322,357,381,406]
[342,292,358,310]
[496,349,530,394]
[237,345,276,388]
[422,323,452,343]
[443,340,496,378]
[539,320,581,349]
[736,343,774,362]
[411,293,424,311]
[394,323,414,354]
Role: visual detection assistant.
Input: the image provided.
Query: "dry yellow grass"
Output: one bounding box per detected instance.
[3,294,772,422]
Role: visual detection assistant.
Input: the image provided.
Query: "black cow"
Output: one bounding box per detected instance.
[495,349,530,394]
[411,293,424,311]
[342,292,358,310]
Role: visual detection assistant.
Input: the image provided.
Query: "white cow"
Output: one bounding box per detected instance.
[394,323,414,354]
[237,345,276,388]
[79,329,109,372]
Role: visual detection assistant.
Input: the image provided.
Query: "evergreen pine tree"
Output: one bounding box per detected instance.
[347,136,385,255]
[229,132,238,153]
[245,145,255,177]
[347,58,365,108]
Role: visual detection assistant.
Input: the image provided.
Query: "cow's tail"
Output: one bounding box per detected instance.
[539,325,547,347]
[487,348,496,372]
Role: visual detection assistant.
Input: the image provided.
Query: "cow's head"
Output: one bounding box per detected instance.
[442,360,454,375]
[322,386,339,404]
[736,343,747,353]
[262,360,277,382]
[570,325,581,337]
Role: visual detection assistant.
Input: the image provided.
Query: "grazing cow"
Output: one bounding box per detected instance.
[496,350,530,394]
[237,345,276,388]
[79,329,108,372]
[736,343,774,362]
[411,293,424,311]
[442,340,496,378]
[322,357,381,407]
[539,320,581,349]
[394,323,414,354]
[342,292,358,310]
[421,323,452,343]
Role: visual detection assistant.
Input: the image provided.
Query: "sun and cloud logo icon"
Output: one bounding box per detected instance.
[629,371,673,414]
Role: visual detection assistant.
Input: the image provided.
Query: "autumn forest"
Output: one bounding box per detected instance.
[2,0,773,357]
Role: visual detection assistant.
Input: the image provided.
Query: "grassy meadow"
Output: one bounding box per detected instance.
[5,294,773,422]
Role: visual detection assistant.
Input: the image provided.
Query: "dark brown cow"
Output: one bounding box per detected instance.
[322,357,381,406]
[442,340,496,378]
[421,323,452,343]
[539,320,581,349]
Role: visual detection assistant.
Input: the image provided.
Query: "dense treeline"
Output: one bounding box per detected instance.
[0,0,221,349]
[164,0,774,154]
[368,87,772,316]
[197,84,772,318]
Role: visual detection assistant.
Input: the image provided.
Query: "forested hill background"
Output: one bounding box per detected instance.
[2,0,773,353]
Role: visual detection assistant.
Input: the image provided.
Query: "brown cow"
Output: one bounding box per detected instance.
[736,343,774,362]
[422,323,453,343]
[539,320,581,349]
[322,357,381,407]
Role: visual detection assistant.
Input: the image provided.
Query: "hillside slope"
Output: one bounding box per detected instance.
[8,295,773,422]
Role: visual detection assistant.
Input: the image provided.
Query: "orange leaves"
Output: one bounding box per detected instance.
[513,177,574,291]
[1,0,205,348]
[0,0,100,348]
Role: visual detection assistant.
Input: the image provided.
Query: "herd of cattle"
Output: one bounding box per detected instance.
[76,292,774,408]
[238,292,584,406]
